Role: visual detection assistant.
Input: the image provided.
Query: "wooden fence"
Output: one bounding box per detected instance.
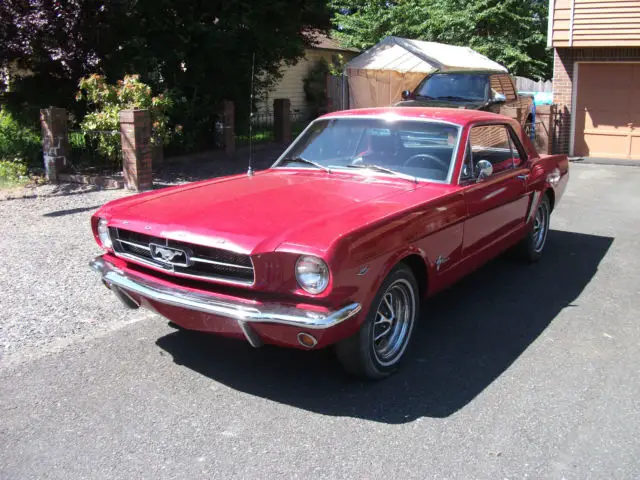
[514,76,553,93]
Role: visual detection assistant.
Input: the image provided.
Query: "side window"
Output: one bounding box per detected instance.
[469,125,515,174]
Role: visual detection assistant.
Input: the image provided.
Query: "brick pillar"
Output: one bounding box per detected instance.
[119,109,152,191]
[534,105,556,155]
[221,100,235,156]
[273,99,292,144]
[40,107,69,181]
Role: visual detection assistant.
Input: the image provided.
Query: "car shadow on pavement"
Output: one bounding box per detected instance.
[156,229,613,423]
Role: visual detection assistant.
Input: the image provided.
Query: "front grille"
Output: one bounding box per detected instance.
[110,227,255,284]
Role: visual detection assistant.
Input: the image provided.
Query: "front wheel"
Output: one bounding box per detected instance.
[518,194,551,262]
[335,264,419,379]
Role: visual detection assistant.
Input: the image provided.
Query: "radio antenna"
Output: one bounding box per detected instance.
[247,52,255,177]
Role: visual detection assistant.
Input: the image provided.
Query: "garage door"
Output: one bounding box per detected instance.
[574,63,640,159]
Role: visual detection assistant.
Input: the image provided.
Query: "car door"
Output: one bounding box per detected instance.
[460,123,531,258]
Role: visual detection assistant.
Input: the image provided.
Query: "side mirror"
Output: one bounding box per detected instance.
[492,92,506,104]
[401,90,411,100]
[476,159,493,181]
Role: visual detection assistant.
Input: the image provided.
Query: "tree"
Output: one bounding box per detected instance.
[0,0,330,145]
[331,0,552,80]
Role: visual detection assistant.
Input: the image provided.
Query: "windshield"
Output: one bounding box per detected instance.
[415,73,489,102]
[275,117,460,182]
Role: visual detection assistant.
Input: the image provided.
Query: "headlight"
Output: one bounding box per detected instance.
[97,218,112,249]
[295,255,329,294]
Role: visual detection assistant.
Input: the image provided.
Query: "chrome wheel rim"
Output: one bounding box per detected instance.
[533,201,549,253]
[372,279,416,367]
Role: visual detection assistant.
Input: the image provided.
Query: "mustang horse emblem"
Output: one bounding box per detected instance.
[149,244,190,266]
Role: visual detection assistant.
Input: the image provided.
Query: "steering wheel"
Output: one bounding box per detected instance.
[403,153,449,169]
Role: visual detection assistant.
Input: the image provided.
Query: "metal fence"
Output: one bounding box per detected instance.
[524,121,546,150]
[68,130,123,174]
[235,111,275,148]
[291,110,311,137]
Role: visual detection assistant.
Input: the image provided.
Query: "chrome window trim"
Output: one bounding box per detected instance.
[271,115,463,185]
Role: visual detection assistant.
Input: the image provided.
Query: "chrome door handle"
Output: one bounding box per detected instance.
[517,174,528,181]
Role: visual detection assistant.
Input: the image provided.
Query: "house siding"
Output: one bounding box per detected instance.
[552,47,640,154]
[551,0,640,47]
[260,49,356,114]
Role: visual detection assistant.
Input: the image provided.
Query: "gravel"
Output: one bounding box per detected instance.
[0,183,150,366]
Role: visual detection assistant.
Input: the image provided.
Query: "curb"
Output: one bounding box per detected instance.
[569,157,640,167]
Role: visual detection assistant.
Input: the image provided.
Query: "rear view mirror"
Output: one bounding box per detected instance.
[401,90,411,100]
[476,159,493,181]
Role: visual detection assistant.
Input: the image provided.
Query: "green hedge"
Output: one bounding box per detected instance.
[0,108,41,167]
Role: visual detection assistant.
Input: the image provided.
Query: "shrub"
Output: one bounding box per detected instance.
[0,159,28,186]
[76,74,179,159]
[0,108,41,167]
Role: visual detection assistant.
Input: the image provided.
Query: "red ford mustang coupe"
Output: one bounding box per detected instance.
[91,107,569,379]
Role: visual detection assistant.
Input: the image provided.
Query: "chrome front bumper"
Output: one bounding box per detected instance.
[90,257,361,347]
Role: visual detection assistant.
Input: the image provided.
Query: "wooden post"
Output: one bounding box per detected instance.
[273,98,292,144]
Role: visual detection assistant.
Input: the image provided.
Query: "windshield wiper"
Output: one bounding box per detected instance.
[279,156,332,173]
[437,95,475,102]
[415,94,436,100]
[345,164,417,183]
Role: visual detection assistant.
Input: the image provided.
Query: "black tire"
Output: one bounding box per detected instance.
[335,264,419,380]
[518,194,551,263]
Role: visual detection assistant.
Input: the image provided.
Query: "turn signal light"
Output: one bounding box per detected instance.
[297,332,318,348]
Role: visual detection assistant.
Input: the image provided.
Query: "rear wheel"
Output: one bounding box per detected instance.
[336,264,419,380]
[518,194,551,262]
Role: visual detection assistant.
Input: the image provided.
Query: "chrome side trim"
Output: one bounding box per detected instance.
[90,257,362,330]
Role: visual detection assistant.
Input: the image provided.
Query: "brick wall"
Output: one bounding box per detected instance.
[553,47,640,154]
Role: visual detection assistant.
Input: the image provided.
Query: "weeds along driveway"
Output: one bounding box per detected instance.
[0,184,149,366]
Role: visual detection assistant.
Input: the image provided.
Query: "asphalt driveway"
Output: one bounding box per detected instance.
[1,163,639,479]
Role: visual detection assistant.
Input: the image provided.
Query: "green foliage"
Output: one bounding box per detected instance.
[332,0,552,80]
[0,108,41,167]
[76,74,177,159]
[2,0,331,150]
[0,159,28,186]
[304,60,330,116]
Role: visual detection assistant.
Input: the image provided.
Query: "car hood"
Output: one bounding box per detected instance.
[394,99,488,110]
[99,169,435,255]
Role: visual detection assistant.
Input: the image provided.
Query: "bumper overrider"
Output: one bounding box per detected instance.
[90,256,362,349]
